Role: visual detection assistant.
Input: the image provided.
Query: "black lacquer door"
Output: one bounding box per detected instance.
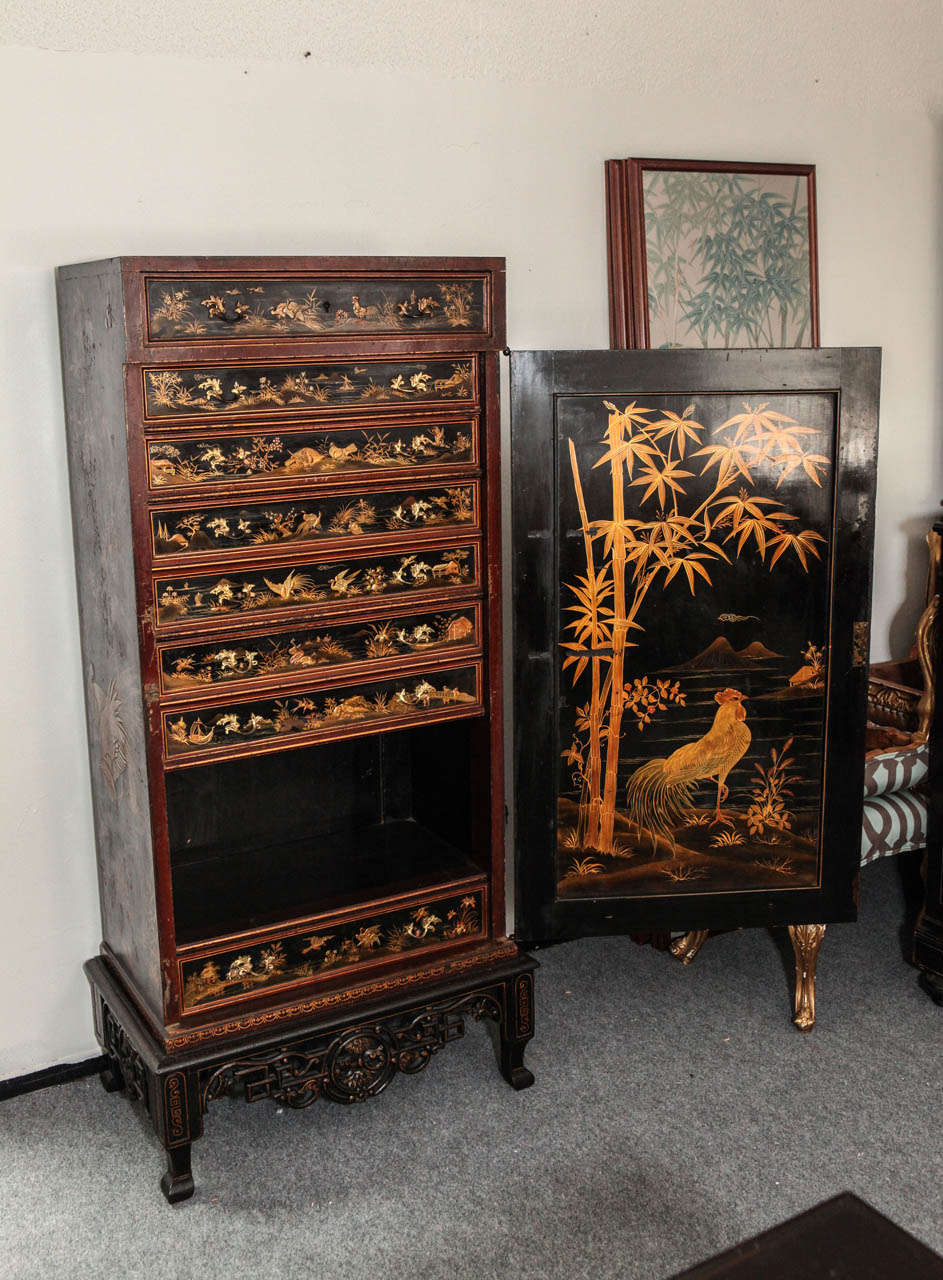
[511,348,880,942]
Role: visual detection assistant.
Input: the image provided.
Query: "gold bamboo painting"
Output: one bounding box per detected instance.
[556,393,835,899]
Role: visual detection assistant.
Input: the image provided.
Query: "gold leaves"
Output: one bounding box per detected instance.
[562,567,617,683]
[628,457,694,508]
[650,406,704,458]
[699,401,831,492]
[767,528,826,569]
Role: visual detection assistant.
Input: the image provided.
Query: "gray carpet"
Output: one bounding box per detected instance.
[1,855,940,1280]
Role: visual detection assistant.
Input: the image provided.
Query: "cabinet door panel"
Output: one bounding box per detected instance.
[512,348,880,941]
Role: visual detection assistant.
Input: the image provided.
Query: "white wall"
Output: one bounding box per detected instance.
[2,0,942,1078]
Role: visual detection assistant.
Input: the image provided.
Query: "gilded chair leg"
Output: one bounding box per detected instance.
[788,924,826,1031]
[669,930,710,965]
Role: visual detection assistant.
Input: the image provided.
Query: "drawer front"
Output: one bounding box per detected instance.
[147,418,477,493]
[142,357,476,423]
[154,543,480,628]
[145,274,490,343]
[179,885,487,1011]
[158,602,481,697]
[163,662,482,766]
[150,482,479,562]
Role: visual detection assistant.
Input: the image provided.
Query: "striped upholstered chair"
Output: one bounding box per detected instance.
[863,532,938,869]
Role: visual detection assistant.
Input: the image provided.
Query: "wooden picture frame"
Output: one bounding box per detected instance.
[606,158,820,350]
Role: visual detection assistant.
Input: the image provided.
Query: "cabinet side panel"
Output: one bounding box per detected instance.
[57,261,163,1018]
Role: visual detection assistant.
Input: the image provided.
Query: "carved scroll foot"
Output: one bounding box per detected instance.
[670,930,710,965]
[788,924,826,1031]
[160,1144,194,1205]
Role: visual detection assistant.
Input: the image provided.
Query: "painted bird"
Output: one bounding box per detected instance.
[625,688,751,851]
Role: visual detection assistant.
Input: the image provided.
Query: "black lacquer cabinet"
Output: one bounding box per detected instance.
[511,348,880,952]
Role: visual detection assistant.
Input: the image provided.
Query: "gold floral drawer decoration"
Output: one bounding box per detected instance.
[179,887,486,1011]
[158,603,481,695]
[146,418,477,492]
[163,662,482,765]
[145,276,489,343]
[152,481,478,560]
[153,543,480,628]
[150,483,479,560]
[142,358,476,422]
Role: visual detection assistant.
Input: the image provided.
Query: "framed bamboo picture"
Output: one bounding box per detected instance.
[606,158,820,350]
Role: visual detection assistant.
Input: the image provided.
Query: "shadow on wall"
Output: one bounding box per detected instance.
[887,514,938,660]
[885,114,943,661]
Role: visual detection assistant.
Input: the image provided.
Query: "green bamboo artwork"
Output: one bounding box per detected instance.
[643,170,813,350]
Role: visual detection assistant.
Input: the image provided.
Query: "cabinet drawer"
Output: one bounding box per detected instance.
[178,884,487,1012]
[141,356,476,423]
[150,481,479,563]
[153,542,481,630]
[162,661,483,766]
[158,602,481,697]
[145,274,491,344]
[146,417,477,494]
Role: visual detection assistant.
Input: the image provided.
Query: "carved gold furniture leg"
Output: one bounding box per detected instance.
[788,924,826,1031]
[669,930,710,965]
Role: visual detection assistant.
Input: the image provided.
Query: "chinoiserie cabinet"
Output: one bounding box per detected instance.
[57,256,534,1203]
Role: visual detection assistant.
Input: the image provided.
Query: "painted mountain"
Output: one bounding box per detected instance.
[668,636,782,671]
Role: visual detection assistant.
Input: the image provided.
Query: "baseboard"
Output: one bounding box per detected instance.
[0,1056,107,1101]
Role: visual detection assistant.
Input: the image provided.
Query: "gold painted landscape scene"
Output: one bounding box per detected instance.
[557,394,834,899]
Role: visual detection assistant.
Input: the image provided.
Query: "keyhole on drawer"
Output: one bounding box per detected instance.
[321,300,332,312]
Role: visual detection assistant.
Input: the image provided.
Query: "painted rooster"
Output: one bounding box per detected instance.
[625,688,751,850]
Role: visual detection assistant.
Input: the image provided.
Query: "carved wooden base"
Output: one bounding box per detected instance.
[85,949,536,1204]
[787,924,826,1032]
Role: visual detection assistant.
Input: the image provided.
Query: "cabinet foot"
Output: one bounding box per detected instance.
[788,924,826,1031]
[670,930,710,965]
[160,1145,194,1205]
[918,969,943,1005]
[499,1039,535,1091]
[99,1059,123,1093]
